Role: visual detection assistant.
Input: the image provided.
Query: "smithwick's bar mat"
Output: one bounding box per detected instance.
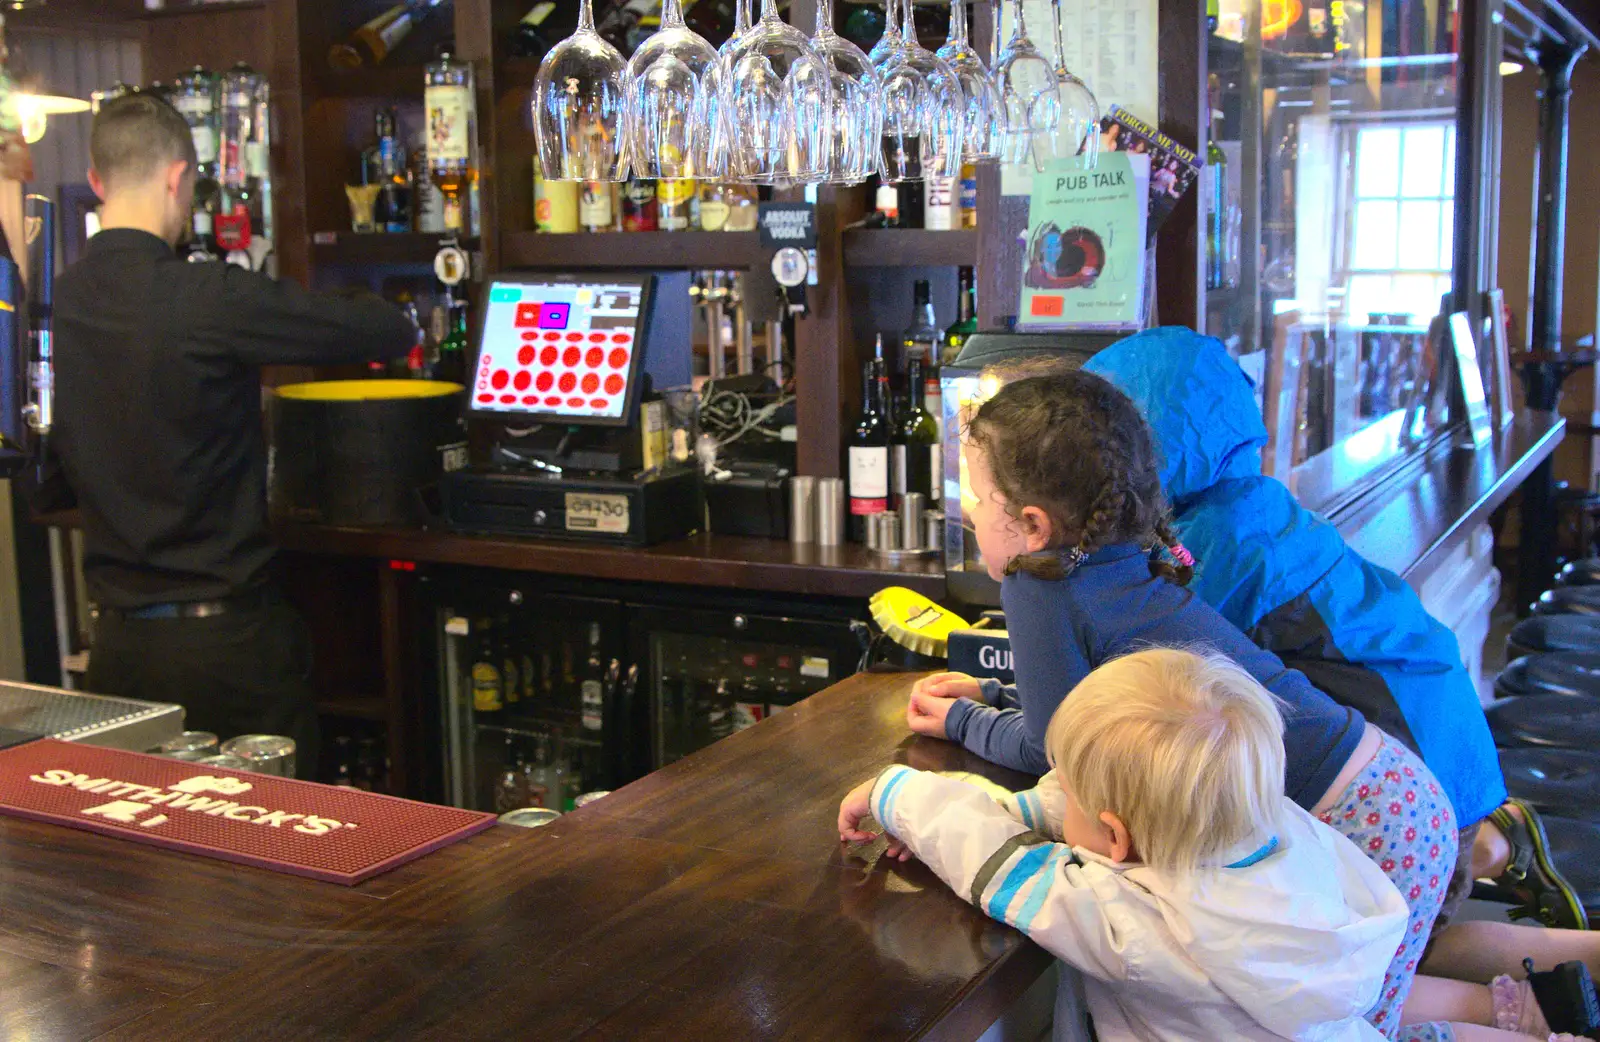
[0,739,496,885]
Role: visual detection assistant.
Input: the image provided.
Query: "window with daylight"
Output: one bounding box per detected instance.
[1344,122,1456,326]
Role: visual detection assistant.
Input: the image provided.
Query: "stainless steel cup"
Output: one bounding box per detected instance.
[901,493,925,551]
[789,476,816,543]
[816,478,844,546]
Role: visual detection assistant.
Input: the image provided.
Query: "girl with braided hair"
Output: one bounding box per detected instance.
[907,368,1502,1040]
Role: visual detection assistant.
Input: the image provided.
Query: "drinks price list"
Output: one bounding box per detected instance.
[472,281,643,421]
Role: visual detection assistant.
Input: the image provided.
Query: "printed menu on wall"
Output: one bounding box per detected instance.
[1018,153,1150,330]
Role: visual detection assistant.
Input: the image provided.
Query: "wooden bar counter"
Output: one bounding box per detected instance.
[0,673,1051,1041]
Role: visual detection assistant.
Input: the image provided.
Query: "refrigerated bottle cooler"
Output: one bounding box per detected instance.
[424,569,871,811]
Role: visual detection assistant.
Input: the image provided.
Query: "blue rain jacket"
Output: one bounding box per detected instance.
[1084,327,1506,826]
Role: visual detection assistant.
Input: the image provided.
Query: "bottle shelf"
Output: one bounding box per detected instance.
[315,63,427,100]
[316,693,389,723]
[310,231,478,267]
[500,230,764,270]
[841,228,978,268]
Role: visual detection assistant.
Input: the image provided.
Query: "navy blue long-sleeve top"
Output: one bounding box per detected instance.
[943,543,1366,810]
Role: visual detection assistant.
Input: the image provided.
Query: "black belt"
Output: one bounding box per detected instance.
[111,588,272,620]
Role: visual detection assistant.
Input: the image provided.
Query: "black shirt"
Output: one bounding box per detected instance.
[49,229,414,608]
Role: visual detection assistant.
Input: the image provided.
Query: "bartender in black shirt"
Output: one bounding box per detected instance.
[48,95,414,775]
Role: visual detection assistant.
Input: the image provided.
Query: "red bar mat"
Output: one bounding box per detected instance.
[0,739,495,885]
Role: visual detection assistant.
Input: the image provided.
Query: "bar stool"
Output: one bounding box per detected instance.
[1508,615,1600,659]
[1534,586,1600,617]
[1494,652,1600,700]
[1487,694,1600,749]
[1499,748,1600,824]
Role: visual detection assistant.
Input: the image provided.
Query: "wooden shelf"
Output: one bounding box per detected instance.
[310,231,478,267]
[314,63,426,100]
[500,230,765,270]
[841,228,977,267]
[142,0,267,17]
[316,693,389,723]
[499,57,541,92]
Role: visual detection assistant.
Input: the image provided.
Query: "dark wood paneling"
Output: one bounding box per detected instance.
[797,183,870,478]
[501,229,765,270]
[842,228,978,268]
[3,672,1050,1041]
[276,524,947,600]
[141,4,272,83]
[1155,0,1204,329]
[267,0,309,286]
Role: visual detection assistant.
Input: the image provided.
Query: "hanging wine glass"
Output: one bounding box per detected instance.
[701,0,754,180]
[1043,0,1100,168]
[812,0,882,184]
[532,0,630,181]
[991,0,1059,170]
[935,0,999,161]
[867,0,904,69]
[627,0,720,178]
[723,0,834,185]
[879,0,965,181]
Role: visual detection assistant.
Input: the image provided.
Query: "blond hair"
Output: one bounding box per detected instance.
[1045,648,1286,875]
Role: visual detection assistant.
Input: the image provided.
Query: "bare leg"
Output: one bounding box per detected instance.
[1402,976,1495,1026]
[1423,920,1600,981]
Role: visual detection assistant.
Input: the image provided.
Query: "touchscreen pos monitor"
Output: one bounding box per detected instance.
[468,274,653,429]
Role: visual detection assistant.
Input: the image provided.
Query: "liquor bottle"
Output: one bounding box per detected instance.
[436,296,468,385]
[901,279,940,372]
[397,293,426,377]
[533,170,579,232]
[185,204,220,263]
[498,613,521,710]
[412,131,446,233]
[425,50,477,236]
[658,178,697,231]
[697,182,730,231]
[579,180,615,232]
[217,63,263,251]
[942,266,977,363]
[510,2,560,59]
[621,177,658,231]
[329,0,447,69]
[892,356,940,506]
[580,621,605,733]
[470,617,504,720]
[1204,77,1233,291]
[924,174,957,230]
[363,108,412,233]
[521,737,552,809]
[171,67,219,184]
[865,175,900,227]
[706,677,734,742]
[848,343,891,541]
[958,161,978,228]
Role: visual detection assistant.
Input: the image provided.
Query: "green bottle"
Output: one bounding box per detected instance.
[436,299,469,385]
[942,266,977,363]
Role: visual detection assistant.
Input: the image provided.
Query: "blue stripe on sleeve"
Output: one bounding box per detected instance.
[1013,847,1072,933]
[986,843,1055,923]
[1016,791,1036,829]
[874,766,913,830]
[1026,791,1045,830]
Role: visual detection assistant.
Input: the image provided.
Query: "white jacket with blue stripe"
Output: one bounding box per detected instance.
[869,766,1409,1041]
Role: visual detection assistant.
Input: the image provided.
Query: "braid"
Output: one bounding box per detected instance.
[1150,516,1195,585]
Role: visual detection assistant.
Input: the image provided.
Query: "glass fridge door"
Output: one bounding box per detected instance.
[439,596,626,812]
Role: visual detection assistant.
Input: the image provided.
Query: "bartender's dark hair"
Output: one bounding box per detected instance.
[90,94,197,192]
[966,368,1193,585]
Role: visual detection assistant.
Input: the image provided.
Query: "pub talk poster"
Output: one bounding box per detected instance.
[1018,153,1151,331]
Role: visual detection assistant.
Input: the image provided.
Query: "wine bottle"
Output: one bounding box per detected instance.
[329,0,447,69]
[848,340,891,542]
[892,356,940,507]
[942,266,977,362]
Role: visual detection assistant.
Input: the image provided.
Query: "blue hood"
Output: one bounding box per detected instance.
[1083,327,1268,506]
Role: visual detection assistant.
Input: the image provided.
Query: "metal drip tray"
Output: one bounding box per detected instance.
[0,680,183,752]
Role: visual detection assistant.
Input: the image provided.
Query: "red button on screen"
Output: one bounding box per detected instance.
[517,346,536,366]
[540,346,559,366]
[588,332,606,343]
[513,371,532,391]
[585,347,604,368]
[609,348,630,369]
[604,374,625,395]
[500,394,516,404]
[522,395,539,405]
[490,370,510,390]
[535,371,554,392]
[543,331,562,342]
[567,397,585,408]
[477,393,493,403]
[591,399,609,409]
[581,373,600,394]
[558,372,577,393]
[545,396,562,406]
[565,332,583,342]
[522,331,540,341]
[612,333,631,344]
[562,346,581,367]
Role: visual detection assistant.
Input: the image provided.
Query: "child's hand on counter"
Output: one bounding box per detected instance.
[907,688,957,739]
[838,776,912,862]
[911,672,982,702]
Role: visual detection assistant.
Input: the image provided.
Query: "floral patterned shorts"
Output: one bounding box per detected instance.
[1318,731,1461,1039]
[1396,1025,1454,1042]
